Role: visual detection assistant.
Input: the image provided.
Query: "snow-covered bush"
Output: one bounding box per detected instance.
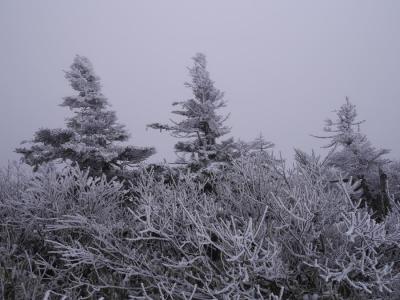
[385,160,400,202]
[0,164,129,299]
[1,155,400,299]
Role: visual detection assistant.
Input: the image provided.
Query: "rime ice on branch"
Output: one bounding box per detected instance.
[16,55,155,177]
[148,53,234,167]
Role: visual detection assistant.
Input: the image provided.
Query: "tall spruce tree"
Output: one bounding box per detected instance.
[148,53,233,167]
[16,55,155,177]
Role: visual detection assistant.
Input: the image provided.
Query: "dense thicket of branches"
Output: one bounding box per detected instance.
[1,152,400,299]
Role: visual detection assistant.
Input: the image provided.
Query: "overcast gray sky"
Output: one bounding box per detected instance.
[1,0,399,166]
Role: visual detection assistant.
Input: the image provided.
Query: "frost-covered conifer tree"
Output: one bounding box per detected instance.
[245,134,274,155]
[314,97,389,176]
[314,98,391,219]
[148,53,233,167]
[16,55,155,177]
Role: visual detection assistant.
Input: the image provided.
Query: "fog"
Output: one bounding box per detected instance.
[1,0,399,166]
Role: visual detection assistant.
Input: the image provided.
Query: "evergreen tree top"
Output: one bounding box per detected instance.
[148,53,230,138]
[313,97,365,148]
[184,53,224,105]
[61,55,108,110]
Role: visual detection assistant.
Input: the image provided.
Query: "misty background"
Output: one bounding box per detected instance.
[1,0,399,167]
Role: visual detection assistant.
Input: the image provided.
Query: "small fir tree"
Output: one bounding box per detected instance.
[245,134,275,155]
[16,55,155,177]
[148,53,233,167]
[314,98,391,219]
[313,97,389,176]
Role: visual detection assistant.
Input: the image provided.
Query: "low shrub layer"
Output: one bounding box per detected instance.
[1,158,400,299]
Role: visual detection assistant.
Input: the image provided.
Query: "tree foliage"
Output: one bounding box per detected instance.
[313,97,389,176]
[313,98,392,220]
[16,55,155,177]
[148,53,234,167]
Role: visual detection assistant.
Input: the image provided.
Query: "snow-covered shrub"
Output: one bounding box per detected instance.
[385,159,400,202]
[0,164,129,299]
[43,166,286,299]
[0,162,28,204]
[213,152,400,298]
[1,156,400,299]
